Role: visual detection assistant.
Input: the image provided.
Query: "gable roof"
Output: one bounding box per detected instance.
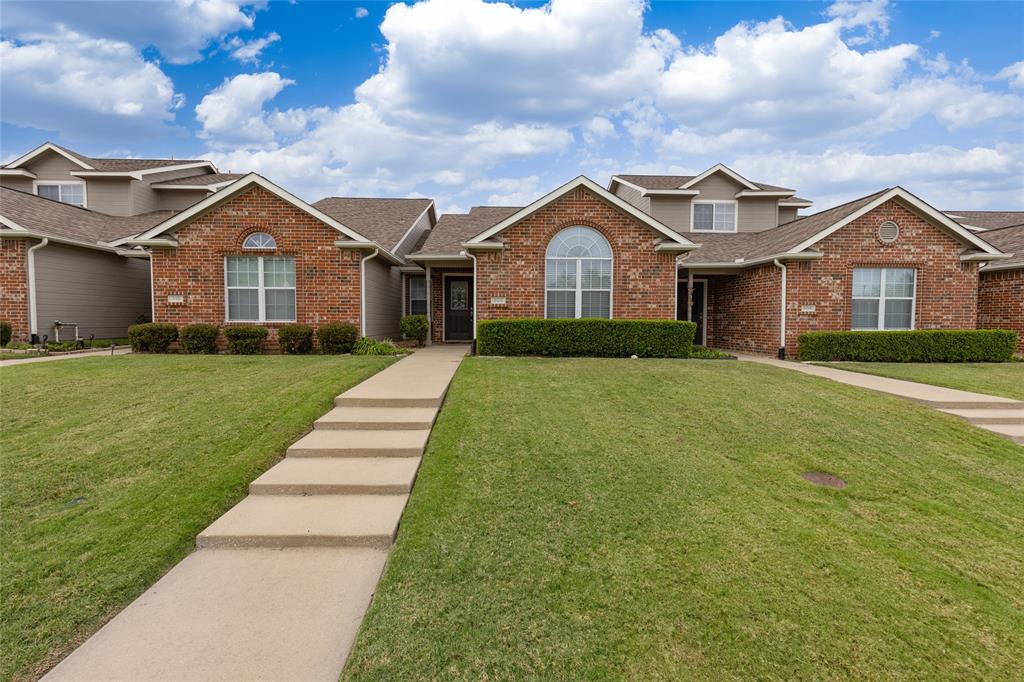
[680,163,761,190]
[150,173,245,189]
[942,210,1024,231]
[976,223,1024,271]
[611,173,794,194]
[312,197,435,252]
[2,142,212,175]
[409,207,521,258]
[465,175,696,248]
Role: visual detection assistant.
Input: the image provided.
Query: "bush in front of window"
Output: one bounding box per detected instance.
[317,323,359,354]
[476,319,697,358]
[0,321,11,347]
[180,324,219,354]
[797,329,1018,362]
[352,337,409,356]
[399,315,429,346]
[128,323,179,353]
[278,324,314,354]
[223,325,269,355]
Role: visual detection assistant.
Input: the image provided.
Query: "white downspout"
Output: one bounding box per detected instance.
[359,249,379,338]
[425,264,433,346]
[27,238,49,338]
[463,250,478,340]
[773,259,787,359]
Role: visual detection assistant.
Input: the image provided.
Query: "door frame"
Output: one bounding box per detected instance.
[442,273,474,343]
[677,277,708,346]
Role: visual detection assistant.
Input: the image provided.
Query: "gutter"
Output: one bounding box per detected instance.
[27,238,49,338]
[359,248,380,337]
[335,240,404,266]
[773,259,787,360]
[4,229,151,256]
[679,251,823,270]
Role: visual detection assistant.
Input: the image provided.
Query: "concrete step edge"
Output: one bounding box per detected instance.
[313,421,433,431]
[249,482,411,495]
[335,397,442,408]
[919,400,1024,410]
[965,417,1024,425]
[287,447,424,458]
[195,533,394,550]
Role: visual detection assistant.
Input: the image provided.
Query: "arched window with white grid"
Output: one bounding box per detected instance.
[545,226,612,319]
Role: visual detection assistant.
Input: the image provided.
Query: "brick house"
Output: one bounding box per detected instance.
[974,224,1024,353]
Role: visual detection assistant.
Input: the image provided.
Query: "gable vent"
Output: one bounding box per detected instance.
[878,220,899,243]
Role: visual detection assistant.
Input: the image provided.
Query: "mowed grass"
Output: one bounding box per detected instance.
[821,361,1024,401]
[0,354,394,681]
[344,357,1024,680]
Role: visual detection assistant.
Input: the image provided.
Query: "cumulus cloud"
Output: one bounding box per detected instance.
[354,7,369,19]
[225,32,280,63]
[0,31,184,140]
[195,72,299,146]
[996,61,1024,89]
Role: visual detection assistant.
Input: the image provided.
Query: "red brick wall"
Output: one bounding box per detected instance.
[978,269,1024,353]
[1,238,30,342]
[150,186,362,349]
[473,187,677,327]
[706,265,781,355]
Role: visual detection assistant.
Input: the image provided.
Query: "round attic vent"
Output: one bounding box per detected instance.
[878,220,900,243]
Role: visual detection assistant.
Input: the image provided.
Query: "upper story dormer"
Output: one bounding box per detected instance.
[0,142,243,217]
[608,164,813,234]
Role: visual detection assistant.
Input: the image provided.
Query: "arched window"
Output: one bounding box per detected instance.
[242,232,276,250]
[545,226,612,319]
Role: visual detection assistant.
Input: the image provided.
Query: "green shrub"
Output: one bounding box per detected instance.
[797,329,1017,362]
[476,319,697,358]
[399,315,429,346]
[128,323,178,353]
[318,323,359,354]
[352,337,408,356]
[0,321,11,347]
[278,324,314,354]
[180,324,219,354]
[223,325,269,355]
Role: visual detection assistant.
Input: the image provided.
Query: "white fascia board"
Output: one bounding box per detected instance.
[0,215,29,231]
[334,240,404,265]
[125,238,180,248]
[5,143,94,170]
[980,259,1023,272]
[0,169,37,178]
[680,251,823,269]
[735,190,795,198]
[393,201,436,254]
[461,241,503,251]
[2,228,139,254]
[136,161,217,177]
[961,251,1012,261]
[680,163,759,191]
[406,253,471,263]
[70,171,137,179]
[655,241,700,252]
[467,175,695,246]
[134,174,371,243]
[150,181,235,191]
[790,187,1005,256]
[608,176,700,196]
[608,176,646,194]
[72,162,219,181]
[779,200,814,207]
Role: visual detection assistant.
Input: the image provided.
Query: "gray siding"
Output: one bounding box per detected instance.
[778,206,799,225]
[0,177,33,193]
[362,257,402,339]
[394,205,434,257]
[151,188,210,211]
[23,153,80,180]
[133,167,214,213]
[85,178,132,216]
[737,197,779,233]
[34,243,151,339]
[690,173,744,200]
[612,183,651,213]
[650,196,691,232]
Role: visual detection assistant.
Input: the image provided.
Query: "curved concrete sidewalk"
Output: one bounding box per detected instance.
[44,344,469,681]
[738,354,1024,444]
[0,347,132,366]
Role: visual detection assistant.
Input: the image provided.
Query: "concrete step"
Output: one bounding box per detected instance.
[196,495,409,549]
[315,406,437,430]
[979,422,1024,444]
[335,396,442,408]
[250,457,421,495]
[938,407,1024,425]
[287,429,430,457]
[921,400,1024,410]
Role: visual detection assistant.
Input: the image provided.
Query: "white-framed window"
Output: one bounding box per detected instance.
[852,267,916,330]
[34,181,86,207]
[225,256,296,322]
[691,200,737,233]
[242,232,277,250]
[409,276,427,315]
[545,226,612,319]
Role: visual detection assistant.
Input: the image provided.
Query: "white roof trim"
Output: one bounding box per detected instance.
[4,143,94,170]
[467,175,696,247]
[0,168,37,178]
[608,176,700,196]
[680,163,759,191]
[980,259,1023,272]
[133,174,373,244]
[681,251,824,269]
[735,190,795,198]
[779,200,814,207]
[70,161,217,182]
[1,227,148,256]
[790,187,1005,256]
[0,215,29,231]
[149,180,236,191]
[393,201,436,254]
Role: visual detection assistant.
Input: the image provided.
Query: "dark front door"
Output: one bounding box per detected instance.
[444,277,473,341]
[677,280,706,345]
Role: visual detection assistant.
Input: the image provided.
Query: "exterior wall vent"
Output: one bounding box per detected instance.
[878,221,899,243]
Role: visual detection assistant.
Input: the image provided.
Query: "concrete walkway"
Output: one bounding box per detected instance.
[738,354,1024,445]
[44,344,469,681]
[0,346,131,366]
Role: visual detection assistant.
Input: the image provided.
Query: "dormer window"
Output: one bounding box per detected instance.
[34,182,85,207]
[692,200,737,233]
[242,232,277,250]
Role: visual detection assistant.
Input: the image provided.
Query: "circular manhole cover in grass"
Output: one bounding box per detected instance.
[802,472,846,489]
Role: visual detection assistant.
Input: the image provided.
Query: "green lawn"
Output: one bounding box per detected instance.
[0,354,393,681]
[344,357,1024,680]
[820,361,1024,401]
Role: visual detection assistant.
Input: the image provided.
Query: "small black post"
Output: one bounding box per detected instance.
[777,346,786,360]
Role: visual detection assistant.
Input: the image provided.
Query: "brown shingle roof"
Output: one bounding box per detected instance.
[615,174,795,192]
[2,143,210,173]
[0,187,172,244]
[943,210,1024,231]
[153,173,245,186]
[312,197,434,251]
[978,224,1024,270]
[410,206,521,256]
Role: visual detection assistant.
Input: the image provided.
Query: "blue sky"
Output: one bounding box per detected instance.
[2,0,1022,212]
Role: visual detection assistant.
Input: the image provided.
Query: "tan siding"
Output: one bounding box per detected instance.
[23,152,81,180]
[0,177,34,193]
[394,205,434,257]
[34,243,151,339]
[611,183,651,213]
[84,178,132,215]
[152,189,210,211]
[778,206,799,225]
[690,173,745,200]
[650,196,691,231]
[362,257,401,339]
[133,168,214,213]
[737,197,779,233]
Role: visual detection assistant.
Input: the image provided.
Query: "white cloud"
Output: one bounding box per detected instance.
[468,176,540,205]
[0,31,183,140]
[195,72,296,146]
[826,0,890,45]
[225,32,280,63]
[582,116,616,146]
[996,61,1024,89]
[928,30,942,41]
[1,0,259,64]
[354,7,369,19]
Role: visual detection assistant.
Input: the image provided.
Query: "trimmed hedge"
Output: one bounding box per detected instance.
[0,321,11,347]
[278,324,314,354]
[318,323,358,354]
[180,324,218,354]
[128,323,178,353]
[476,319,698,358]
[352,337,408,356]
[400,315,429,346]
[797,329,1017,363]
[223,325,268,355]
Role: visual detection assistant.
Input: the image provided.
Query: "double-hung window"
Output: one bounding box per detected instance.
[35,182,85,207]
[225,256,296,322]
[852,268,915,330]
[545,226,612,319]
[692,201,736,232]
[409,277,427,315]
